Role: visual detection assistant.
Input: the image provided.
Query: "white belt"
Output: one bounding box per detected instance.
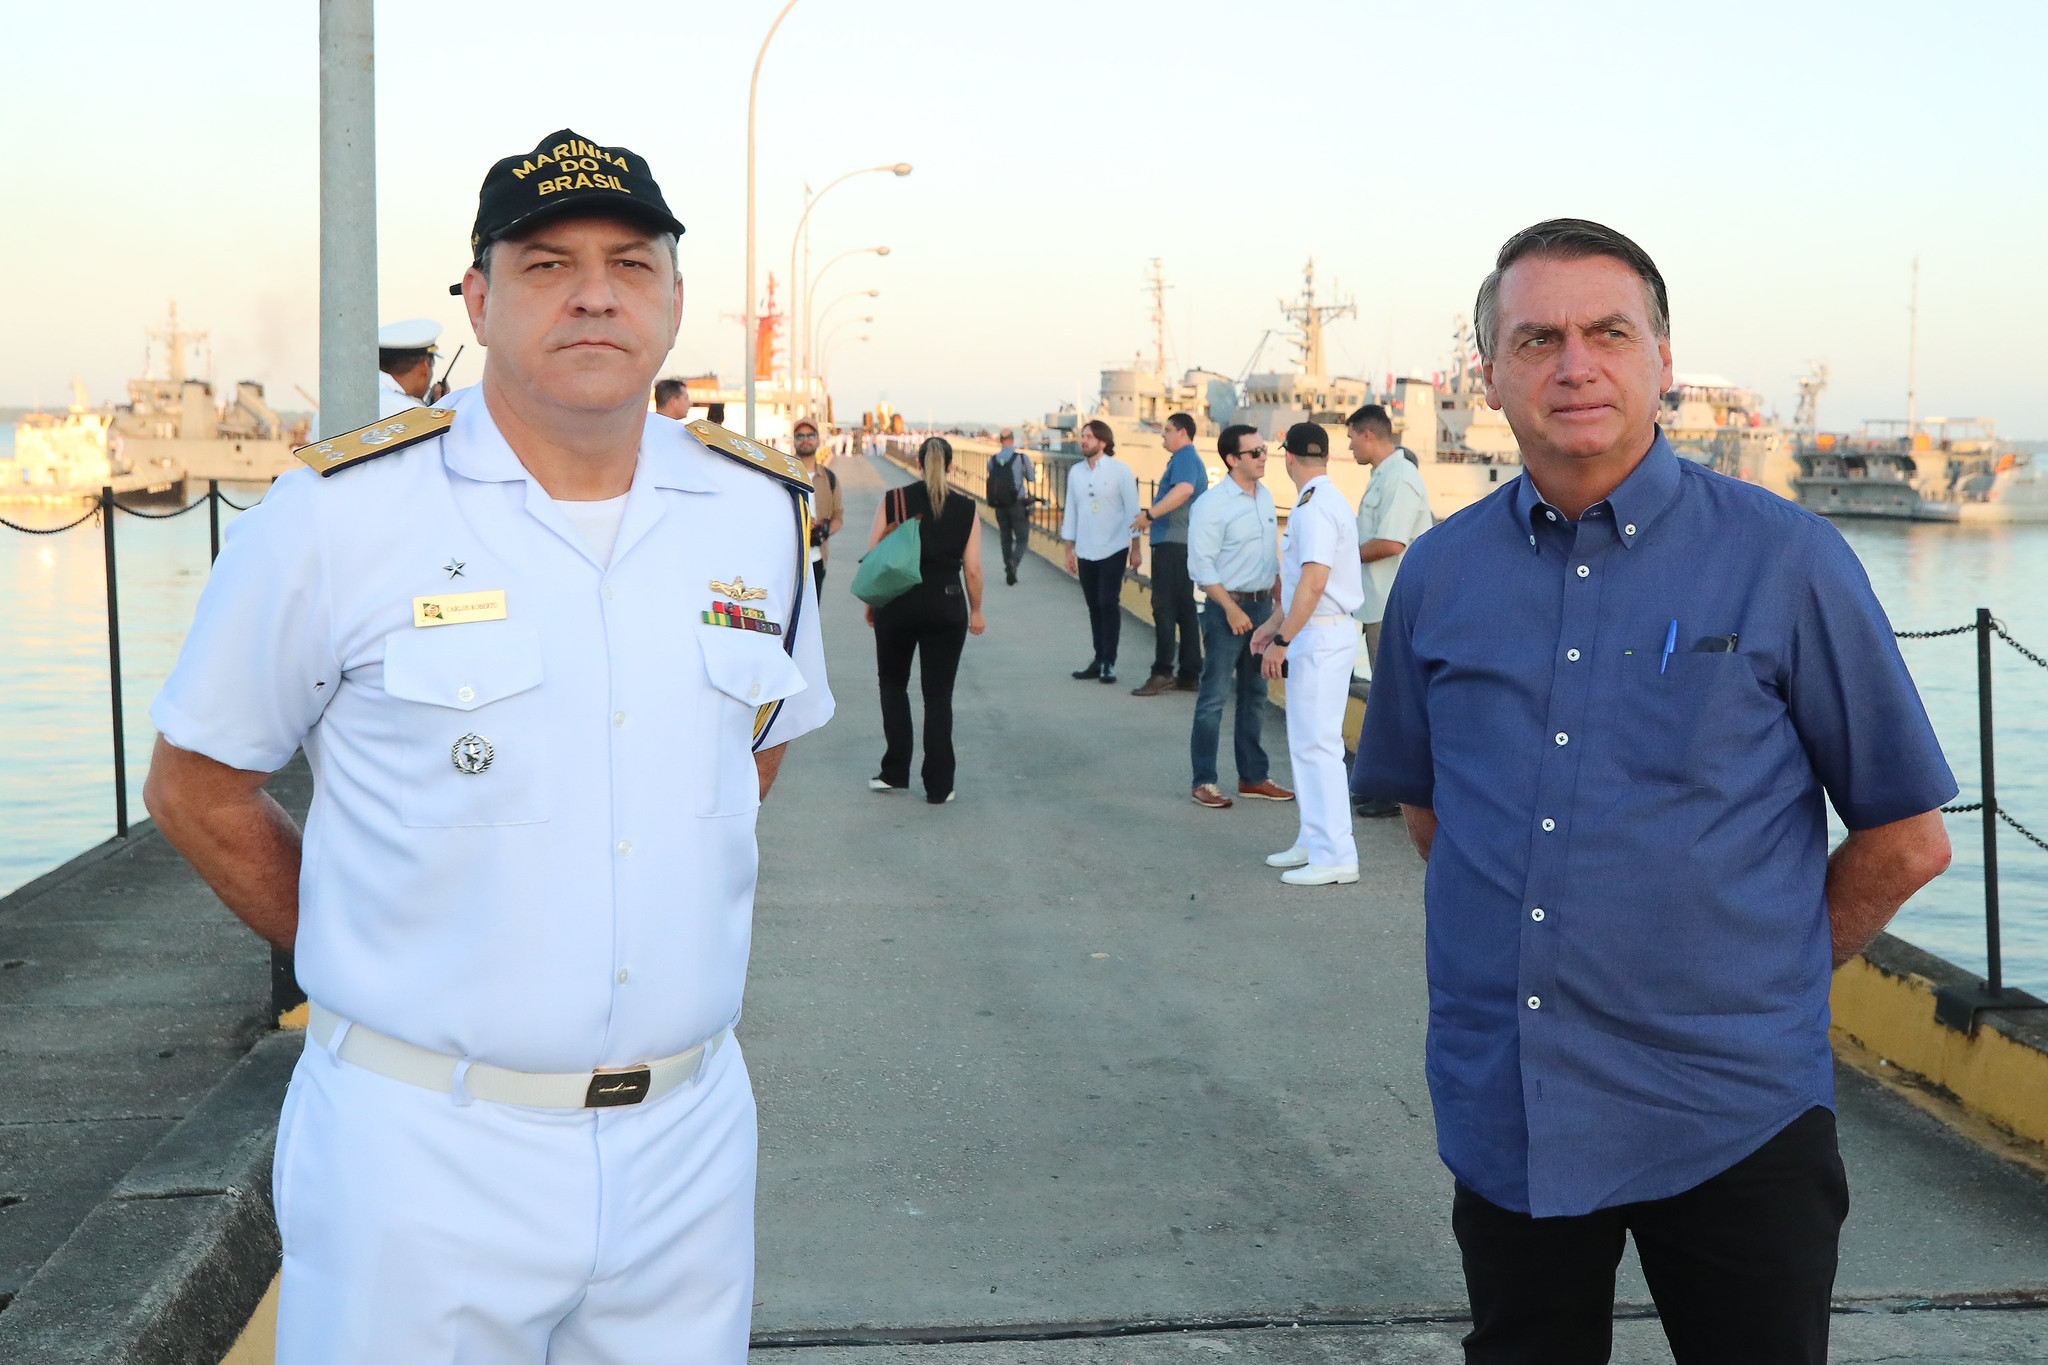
[308,1001,726,1110]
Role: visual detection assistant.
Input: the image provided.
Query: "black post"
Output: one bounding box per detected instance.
[1978,606,2002,993]
[208,478,221,563]
[100,486,128,839]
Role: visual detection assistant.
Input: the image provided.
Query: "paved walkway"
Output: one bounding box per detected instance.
[744,455,2048,1355]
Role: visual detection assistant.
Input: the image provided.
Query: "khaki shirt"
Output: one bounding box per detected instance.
[809,463,843,561]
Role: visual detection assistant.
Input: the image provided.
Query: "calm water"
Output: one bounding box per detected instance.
[2,476,2045,994]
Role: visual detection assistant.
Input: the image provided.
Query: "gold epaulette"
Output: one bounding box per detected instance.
[686,419,813,491]
[296,407,456,477]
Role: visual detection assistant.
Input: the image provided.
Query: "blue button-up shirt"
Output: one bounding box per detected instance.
[1151,445,1211,545]
[1352,432,1955,1218]
[1186,476,1279,592]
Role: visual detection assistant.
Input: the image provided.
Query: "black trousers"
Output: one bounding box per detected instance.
[874,581,969,799]
[1147,541,1202,681]
[811,560,826,595]
[1075,554,1124,667]
[1453,1107,1847,1365]
[994,503,1033,574]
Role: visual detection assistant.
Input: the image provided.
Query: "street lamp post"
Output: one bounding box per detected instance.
[821,334,869,390]
[319,0,376,439]
[810,291,877,373]
[821,315,873,360]
[804,247,887,374]
[745,0,802,439]
[786,163,910,405]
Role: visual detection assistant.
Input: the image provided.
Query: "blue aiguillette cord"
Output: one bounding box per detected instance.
[1661,619,1678,675]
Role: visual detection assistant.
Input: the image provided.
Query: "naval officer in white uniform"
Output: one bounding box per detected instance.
[1253,422,1365,885]
[143,128,832,1364]
[376,316,444,418]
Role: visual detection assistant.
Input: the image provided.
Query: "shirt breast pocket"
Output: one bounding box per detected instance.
[381,622,549,827]
[1616,649,1773,791]
[696,626,808,816]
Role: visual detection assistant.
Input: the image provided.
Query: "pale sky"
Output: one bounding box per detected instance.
[5,1,2045,434]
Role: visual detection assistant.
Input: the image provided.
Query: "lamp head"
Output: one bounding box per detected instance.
[892,163,913,176]
[874,246,892,257]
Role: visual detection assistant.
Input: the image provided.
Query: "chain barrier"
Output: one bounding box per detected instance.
[110,497,207,520]
[1897,621,2048,856]
[216,490,261,512]
[1995,624,2048,673]
[1893,623,1976,639]
[0,505,101,534]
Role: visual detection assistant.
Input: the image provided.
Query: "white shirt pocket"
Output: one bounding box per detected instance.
[381,621,549,827]
[696,626,809,816]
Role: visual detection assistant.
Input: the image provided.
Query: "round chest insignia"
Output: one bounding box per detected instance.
[451,733,495,775]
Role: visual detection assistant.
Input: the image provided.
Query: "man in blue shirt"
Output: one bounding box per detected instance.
[1352,219,1956,1364]
[1131,412,1210,696]
[985,428,1037,586]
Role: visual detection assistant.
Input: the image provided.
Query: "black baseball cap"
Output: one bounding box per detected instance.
[451,129,684,293]
[1283,422,1329,458]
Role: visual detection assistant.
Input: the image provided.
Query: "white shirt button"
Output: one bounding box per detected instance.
[1527,996,1542,1010]
[602,583,616,601]
[456,685,475,703]
[1544,510,1558,522]
[616,839,632,856]
[1541,818,1556,832]
[616,968,629,984]
[1531,908,1546,922]
[1554,732,1569,746]
[1566,648,1581,662]
[747,683,762,700]
[612,710,627,727]
[1575,564,1590,578]
[1624,523,1637,536]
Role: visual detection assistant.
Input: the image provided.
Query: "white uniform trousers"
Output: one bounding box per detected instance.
[1284,620,1360,868]
[273,1029,757,1365]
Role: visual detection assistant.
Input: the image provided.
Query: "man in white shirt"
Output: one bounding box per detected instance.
[652,376,695,421]
[1347,403,1434,816]
[142,129,831,1365]
[1059,419,1142,684]
[1253,423,1365,885]
[375,318,445,419]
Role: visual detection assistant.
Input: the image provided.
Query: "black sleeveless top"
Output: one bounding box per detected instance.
[893,481,976,579]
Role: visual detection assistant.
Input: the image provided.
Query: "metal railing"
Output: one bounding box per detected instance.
[1896,608,2048,1033]
[2,480,301,1019]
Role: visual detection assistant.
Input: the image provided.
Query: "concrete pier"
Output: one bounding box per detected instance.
[3,452,2047,1362]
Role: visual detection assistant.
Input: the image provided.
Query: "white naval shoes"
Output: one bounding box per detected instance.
[1280,863,1360,886]
[1264,846,1311,868]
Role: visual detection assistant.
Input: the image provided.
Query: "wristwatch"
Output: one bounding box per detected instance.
[1273,632,1292,649]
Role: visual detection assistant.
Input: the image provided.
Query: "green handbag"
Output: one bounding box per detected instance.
[850,487,923,606]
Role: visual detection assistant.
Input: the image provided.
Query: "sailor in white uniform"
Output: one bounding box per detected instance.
[1254,422,1365,885]
[377,317,442,418]
[143,128,831,1364]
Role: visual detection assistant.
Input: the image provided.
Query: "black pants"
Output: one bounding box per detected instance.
[1148,541,1202,681]
[812,560,826,595]
[994,503,1032,574]
[874,581,969,799]
[1075,554,1125,667]
[1453,1107,1847,1365]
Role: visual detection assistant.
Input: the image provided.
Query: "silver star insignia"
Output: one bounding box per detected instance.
[444,559,466,579]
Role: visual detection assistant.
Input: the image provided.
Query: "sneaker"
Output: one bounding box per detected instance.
[1192,784,1234,809]
[1072,662,1102,680]
[1005,566,1018,585]
[1099,667,1117,684]
[1131,673,1176,697]
[1238,780,1296,802]
[868,777,908,792]
[1280,862,1360,886]
[1354,798,1401,818]
[1264,846,1311,868]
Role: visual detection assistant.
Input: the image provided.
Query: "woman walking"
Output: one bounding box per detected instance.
[865,437,986,803]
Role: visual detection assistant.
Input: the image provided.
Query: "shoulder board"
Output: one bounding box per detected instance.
[686,419,813,491]
[296,407,455,477]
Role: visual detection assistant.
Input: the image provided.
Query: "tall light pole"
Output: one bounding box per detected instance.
[319,0,376,439]
[745,0,802,439]
[810,290,877,376]
[805,247,888,372]
[821,315,872,361]
[787,163,911,400]
[821,334,869,389]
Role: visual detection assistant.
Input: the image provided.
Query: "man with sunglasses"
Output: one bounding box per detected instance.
[793,418,842,592]
[1185,424,1293,810]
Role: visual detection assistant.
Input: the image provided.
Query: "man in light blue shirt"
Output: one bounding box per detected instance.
[985,428,1037,586]
[1132,412,1210,695]
[1185,424,1293,809]
[1060,420,1142,683]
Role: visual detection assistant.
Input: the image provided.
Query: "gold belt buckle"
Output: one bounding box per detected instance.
[584,1066,653,1107]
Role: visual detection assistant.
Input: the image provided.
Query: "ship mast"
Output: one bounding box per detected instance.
[1145,258,1172,378]
[1277,259,1355,378]
[1906,257,1919,439]
[147,301,206,388]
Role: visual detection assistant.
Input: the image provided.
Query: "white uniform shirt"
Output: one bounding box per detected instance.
[377,370,422,419]
[1353,452,1434,625]
[1280,473,1364,621]
[1059,454,1140,562]
[151,390,832,1072]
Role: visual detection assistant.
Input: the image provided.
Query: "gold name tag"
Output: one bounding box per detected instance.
[413,590,508,627]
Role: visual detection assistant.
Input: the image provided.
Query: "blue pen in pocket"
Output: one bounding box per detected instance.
[1660,619,1678,675]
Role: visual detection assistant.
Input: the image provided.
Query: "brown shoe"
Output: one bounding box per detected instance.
[1238,780,1296,802]
[1131,673,1176,697]
[1192,784,1234,809]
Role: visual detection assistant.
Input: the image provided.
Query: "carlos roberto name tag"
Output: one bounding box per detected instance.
[413,589,509,628]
